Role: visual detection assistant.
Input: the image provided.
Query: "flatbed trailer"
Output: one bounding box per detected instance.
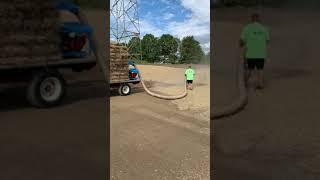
[0,54,97,108]
[110,79,140,96]
[0,2,105,108]
[109,60,141,96]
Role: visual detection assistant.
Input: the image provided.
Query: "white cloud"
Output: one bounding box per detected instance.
[140,20,165,37]
[168,18,209,39]
[160,0,170,5]
[163,13,175,20]
[139,0,155,6]
[143,11,153,19]
[181,0,210,20]
[168,0,210,51]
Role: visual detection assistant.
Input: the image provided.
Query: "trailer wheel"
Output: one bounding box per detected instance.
[118,83,131,96]
[27,70,66,108]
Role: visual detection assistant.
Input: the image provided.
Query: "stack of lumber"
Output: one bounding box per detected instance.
[110,43,128,83]
[0,0,61,66]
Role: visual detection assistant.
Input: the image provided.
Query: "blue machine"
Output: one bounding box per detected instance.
[128,60,140,81]
[110,60,140,96]
[56,1,95,59]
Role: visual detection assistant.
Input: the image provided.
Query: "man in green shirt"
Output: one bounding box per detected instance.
[240,13,270,89]
[185,65,195,90]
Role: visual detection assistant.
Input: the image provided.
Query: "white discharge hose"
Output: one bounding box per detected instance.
[211,56,248,119]
[135,65,188,100]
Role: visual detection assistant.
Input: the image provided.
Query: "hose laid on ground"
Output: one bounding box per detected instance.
[135,65,188,100]
[211,55,248,119]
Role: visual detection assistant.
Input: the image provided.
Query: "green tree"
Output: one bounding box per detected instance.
[158,34,178,63]
[141,34,159,63]
[127,37,141,61]
[180,36,204,64]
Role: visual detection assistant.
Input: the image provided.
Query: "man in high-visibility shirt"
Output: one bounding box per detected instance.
[240,13,270,89]
[185,65,195,90]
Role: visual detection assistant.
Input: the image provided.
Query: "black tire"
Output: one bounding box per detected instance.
[27,70,66,108]
[117,85,123,96]
[118,83,131,96]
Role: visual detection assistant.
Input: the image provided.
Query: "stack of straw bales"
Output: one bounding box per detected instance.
[110,43,129,83]
[0,0,61,66]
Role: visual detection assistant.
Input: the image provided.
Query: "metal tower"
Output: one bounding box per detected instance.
[110,0,142,61]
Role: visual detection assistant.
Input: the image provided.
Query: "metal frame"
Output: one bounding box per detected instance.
[110,0,142,61]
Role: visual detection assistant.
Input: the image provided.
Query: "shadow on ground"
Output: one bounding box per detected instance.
[0,81,106,112]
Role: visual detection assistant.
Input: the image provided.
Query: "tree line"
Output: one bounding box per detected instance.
[128,34,210,64]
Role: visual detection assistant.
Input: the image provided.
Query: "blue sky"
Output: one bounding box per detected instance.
[139,0,192,31]
[111,0,210,52]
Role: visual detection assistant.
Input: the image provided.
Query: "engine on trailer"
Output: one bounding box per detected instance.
[57,1,94,59]
[62,32,87,52]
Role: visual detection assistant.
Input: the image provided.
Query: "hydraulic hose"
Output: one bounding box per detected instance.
[211,55,248,119]
[135,65,188,100]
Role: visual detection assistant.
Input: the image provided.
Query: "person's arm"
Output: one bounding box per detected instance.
[240,27,246,48]
[240,27,247,60]
[266,27,270,44]
[266,36,270,44]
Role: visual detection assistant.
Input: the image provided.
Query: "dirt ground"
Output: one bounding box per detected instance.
[138,64,210,119]
[111,64,210,179]
[213,8,320,179]
[0,10,107,180]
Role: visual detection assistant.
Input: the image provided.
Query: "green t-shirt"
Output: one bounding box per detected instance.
[241,22,270,59]
[185,68,195,80]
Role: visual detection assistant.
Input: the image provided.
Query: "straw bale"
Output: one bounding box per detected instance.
[109,44,129,83]
[0,0,62,66]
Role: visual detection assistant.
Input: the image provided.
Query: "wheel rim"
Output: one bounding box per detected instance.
[39,77,62,102]
[122,85,130,94]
